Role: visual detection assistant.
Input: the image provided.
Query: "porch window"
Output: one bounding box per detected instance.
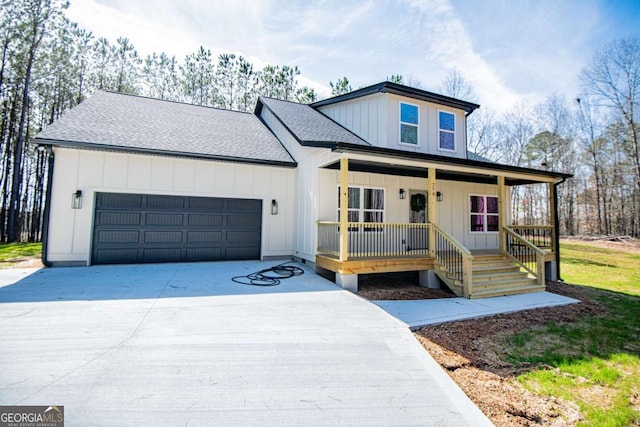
[338,186,384,230]
[438,111,455,151]
[400,102,419,145]
[470,195,498,233]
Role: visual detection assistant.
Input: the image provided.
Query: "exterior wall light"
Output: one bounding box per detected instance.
[271,199,278,215]
[436,191,443,202]
[72,190,83,209]
[399,189,406,200]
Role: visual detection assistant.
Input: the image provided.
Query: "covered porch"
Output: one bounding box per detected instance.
[315,156,563,299]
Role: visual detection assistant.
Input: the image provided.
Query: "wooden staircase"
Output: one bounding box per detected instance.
[436,253,546,299]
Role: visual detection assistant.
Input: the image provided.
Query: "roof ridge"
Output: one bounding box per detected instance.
[99,90,255,115]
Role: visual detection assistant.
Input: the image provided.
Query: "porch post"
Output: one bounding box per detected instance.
[498,175,507,253]
[427,167,437,257]
[339,157,349,261]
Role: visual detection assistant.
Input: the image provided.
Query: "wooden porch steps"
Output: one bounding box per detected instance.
[436,254,545,299]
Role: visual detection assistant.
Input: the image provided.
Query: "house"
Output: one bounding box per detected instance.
[33,82,571,298]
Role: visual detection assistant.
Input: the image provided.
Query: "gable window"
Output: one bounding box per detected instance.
[470,195,499,233]
[439,111,455,151]
[400,102,419,145]
[338,186,384,230]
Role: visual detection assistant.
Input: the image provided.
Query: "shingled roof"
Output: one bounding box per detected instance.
[34,91,296,166]
[257,97,370,147]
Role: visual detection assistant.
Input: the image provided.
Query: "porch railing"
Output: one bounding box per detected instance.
[504,226,546,286]
[316,221,432,258]
[433,224,473,297]
[509,225,555,251]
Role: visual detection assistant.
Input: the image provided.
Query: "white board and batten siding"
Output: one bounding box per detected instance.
[47,147,296,265]
[317,93,467,159]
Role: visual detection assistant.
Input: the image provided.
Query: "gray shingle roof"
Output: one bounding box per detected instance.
[258,97,370,146]
[35,91,295,165]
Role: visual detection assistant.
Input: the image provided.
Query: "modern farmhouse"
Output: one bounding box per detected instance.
[34,82,571,298]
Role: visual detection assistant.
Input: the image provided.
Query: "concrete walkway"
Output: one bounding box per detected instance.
[0,262,492,426]
[374,291,580,330]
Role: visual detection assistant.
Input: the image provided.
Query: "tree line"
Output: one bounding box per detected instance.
[1,0,638,242]
[0,0,319,242]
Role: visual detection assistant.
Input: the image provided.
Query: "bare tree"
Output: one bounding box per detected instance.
[581,36,640,194]
[439,68,476,101]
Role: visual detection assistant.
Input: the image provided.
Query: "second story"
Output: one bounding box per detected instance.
[311,82,480,160]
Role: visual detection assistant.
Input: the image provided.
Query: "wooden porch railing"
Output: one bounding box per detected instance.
[432,224,474,298]
[504,226,546,286]
[509,225,555,250]
[317,221,432,258]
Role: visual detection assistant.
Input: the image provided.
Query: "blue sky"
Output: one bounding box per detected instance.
[67,0,639,112]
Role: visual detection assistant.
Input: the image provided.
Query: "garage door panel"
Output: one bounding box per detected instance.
[227,215,261,228]
[96,230,140,244]
[146,195,186,210]
[145,213,184,226]
[92,193,261,264]
[186,247,222,261]
[188,198,225,211]
[225,246,260,259]
[98,193,143,209]
[143,248,182,262]
[226,231,261,243]
[144,230,183,244]
[187,231,223,243]
[188,214,223,226]
[227,199,261,212]
[98,212,141,226]
[94,248,139,263]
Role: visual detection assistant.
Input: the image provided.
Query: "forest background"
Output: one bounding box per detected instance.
[2,0,638,242]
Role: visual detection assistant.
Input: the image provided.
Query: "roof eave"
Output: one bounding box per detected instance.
[331,142,573,181]
[311,81,480,114]
[32,138,298,168]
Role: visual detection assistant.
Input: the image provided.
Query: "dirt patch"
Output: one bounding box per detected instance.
[0,256,44,269]
[358,278,607,426]
[356,271,457,300]
[562,236,640,254]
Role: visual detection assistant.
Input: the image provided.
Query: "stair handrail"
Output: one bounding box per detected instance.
[432,224,474,298]
[503,226,546,286]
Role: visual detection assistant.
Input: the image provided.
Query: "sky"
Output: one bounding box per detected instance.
[65,0,639,113]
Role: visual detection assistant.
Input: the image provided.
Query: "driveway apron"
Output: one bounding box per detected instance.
[0,261,492,426]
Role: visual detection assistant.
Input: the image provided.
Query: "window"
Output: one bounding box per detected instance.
[439,111,455,151]
[338,186,384,230]
[470,195,499,233]
[400,102,419,145]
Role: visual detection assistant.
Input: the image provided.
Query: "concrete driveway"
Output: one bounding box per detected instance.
[0,261,492,426]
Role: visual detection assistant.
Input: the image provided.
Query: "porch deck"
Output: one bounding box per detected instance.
[316,222,556,299]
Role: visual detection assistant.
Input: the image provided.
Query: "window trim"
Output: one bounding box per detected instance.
[337,185,385,232]
[469,194,499,234]
[399,101,420,146]
[438,110,456,152]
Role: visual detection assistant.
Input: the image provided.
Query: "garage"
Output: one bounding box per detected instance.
[92,192,262,265]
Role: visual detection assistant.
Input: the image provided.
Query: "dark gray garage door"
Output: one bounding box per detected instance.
[92,193,262,265]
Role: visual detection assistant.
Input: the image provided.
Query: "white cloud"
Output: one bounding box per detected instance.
[65,0,633,113]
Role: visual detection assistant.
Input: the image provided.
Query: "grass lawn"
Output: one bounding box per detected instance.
[0,242,42,266]
[505,241,640,426]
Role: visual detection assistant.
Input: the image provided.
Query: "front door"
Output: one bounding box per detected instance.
[407,191,428,251]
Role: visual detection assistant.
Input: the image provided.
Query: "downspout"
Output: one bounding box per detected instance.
[40,145,54,267]
[553,177,567,281]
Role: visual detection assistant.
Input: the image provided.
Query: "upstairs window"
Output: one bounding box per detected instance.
[400,102,419,145]
[470,195,499,233]
[439,111,455,151]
